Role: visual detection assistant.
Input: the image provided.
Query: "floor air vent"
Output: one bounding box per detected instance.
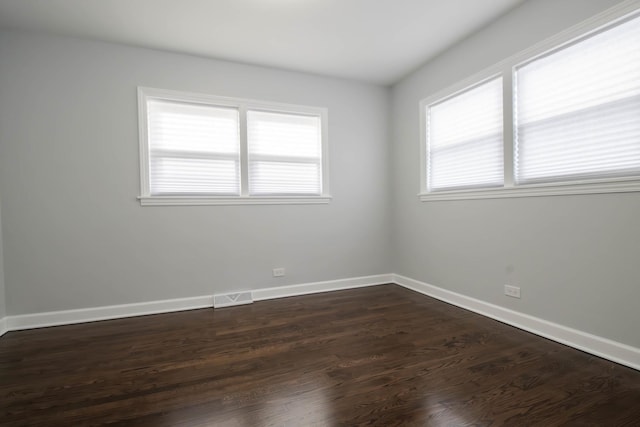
[213,292,254,308]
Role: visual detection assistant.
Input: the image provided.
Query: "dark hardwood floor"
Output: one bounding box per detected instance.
[1,285,639,426]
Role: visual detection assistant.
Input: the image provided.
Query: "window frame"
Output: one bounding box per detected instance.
[419,1,640,202]
[138,87,331,206]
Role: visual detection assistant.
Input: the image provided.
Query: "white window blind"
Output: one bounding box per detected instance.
[147,99,240,195]
[427,77,504,191]
[515,15,640,185]
[139,87,330,205]
[247,110,322,195]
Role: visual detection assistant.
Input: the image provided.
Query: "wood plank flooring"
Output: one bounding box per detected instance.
[1,284,639,426]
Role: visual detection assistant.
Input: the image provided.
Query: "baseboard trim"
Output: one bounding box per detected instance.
[0,317,8,337]
[7,295,214,332]
[252,274,393,301]
[2,274,393,333]
[392,274,640,371]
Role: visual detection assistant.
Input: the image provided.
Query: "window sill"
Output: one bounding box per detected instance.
[419,179,640,202]
[138,195,332,206]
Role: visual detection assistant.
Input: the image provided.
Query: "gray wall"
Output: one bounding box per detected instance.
[391,0,640,347]
[0,31,391,315]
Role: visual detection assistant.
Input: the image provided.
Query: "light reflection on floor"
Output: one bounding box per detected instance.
[423,393,473,426]
[258,383,333,426]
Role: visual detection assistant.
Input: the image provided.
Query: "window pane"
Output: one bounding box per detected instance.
[248,161,321,195]
[247,110,322,195]
[428,77,504,191]
[150,157,239,195]
[147,99,240,195]
[515,15,640,184]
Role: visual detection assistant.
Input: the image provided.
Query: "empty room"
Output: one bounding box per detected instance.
[1,0,640,425]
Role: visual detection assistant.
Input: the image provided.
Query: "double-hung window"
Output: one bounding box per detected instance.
[146,98,241,196]
[514,14,640,185]
[138,88,330,205]
[247,110,323,196]
[425,77,504,192]
[420,4,640,201]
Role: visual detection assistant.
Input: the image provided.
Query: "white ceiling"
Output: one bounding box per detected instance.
[0,0,524,85]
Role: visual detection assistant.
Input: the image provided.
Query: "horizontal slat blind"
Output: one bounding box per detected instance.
[427,77,504,191]
[147,99,240,195]
[515,14,640,184]
[247,110,322,195]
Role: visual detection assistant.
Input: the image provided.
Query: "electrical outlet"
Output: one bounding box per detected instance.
[272,268,285,277]
[504,285,521,298]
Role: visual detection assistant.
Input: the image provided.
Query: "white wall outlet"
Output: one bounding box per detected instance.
[272,267,285,277]
[504,285,521,298]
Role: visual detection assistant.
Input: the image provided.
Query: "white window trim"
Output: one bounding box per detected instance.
[419,0,640,202]
[137,87,331,206]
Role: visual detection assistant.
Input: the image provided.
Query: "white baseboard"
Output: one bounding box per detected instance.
[7,295,214,332]
[252,274,393,301]
[392,274,640,371]
[0,317,7,337]
[2,274,393,333]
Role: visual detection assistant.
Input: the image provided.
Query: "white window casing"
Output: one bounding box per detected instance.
[419,0,640,201]
[138,87,330,205]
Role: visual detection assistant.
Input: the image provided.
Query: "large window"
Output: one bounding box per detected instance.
[138,88,330,205]
[420,5,640,201]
